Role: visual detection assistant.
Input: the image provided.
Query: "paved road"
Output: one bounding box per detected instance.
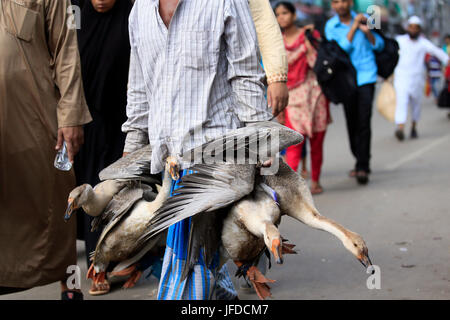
[2,95,449,300]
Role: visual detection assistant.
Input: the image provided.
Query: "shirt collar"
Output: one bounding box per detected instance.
[151,0,185,6]
[331,10,357,27]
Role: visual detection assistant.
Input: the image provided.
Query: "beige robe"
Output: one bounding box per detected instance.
[0,0,91,288]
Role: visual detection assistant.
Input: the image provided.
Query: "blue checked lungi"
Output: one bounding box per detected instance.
[157,169,238,300]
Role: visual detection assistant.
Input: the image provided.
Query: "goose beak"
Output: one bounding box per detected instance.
[167,157,180,181]
[271,239,283,264]
[64,198,75,221]
[358,253,373,271]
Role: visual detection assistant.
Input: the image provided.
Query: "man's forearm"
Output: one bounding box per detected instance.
[363,29,376,45]
[347,23,358,43]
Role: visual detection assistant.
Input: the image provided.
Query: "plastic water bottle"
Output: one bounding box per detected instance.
[54,142,72,171]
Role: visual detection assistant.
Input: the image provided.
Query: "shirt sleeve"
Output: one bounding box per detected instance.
[371,31,385,52]
[45,0,92,128]
[121,4,150,153]
[248,0,288,85]
[424,39,449,66]
[325,21,353,53]
[224,0,272,123]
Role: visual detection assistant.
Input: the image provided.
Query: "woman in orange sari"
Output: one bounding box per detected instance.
[275,2,330,194]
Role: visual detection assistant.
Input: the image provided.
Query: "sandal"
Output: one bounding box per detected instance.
[61,290,84,300]
[349,169,357,178]
[88,280,110,296]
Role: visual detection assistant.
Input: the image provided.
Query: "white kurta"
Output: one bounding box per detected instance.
[394,34,449,124]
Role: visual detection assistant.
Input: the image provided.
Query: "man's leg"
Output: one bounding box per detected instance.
[342,94,359,170]
[430,77,440,101]
[395,88,410,141]
[354,84,375,174]
[410,94,423,138]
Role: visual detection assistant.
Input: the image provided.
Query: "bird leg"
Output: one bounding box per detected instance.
[109,264,137,277]
[246,266,275,300]
[235,261,275,300]
[281,238,297,255]
[122,269,143,289]
[87,263,110,296]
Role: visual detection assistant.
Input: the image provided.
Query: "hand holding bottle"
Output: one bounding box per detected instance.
[54,126,84,170]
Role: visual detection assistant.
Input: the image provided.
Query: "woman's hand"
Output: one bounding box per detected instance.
[302,24,314,32]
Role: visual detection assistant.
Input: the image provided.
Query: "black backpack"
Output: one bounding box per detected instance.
[374,30,399,79]
[306,30,357,105]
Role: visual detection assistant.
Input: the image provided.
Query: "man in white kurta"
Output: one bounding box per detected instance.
[394,16,449,140]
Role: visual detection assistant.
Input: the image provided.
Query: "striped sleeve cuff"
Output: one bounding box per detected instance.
[123,130,149,153]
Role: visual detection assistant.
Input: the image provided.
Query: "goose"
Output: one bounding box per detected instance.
[134,122,302,281]
[64,145,162,221]
[64,180,128,220]
[84,157,177,295]
[64,145,180,295]
[263,159,372,269]
[220,184,297,300]
[141,121,372,294]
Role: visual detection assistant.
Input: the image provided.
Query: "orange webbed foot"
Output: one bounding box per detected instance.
[247,266,276,300]
[281,242,297,255]
[109,264,137,277]
[122,270,143,289]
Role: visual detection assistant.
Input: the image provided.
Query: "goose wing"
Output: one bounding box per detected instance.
[180,209,228,281]
[91,186,146,258]
[137,164,256,245]
[98,145,161,185]
[181,121,303,165]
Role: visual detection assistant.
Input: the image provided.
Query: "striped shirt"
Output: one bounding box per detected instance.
[122,0,272,174]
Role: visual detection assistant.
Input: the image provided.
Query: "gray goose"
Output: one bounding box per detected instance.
[221,184,297,300]
[141,121,372,298]
[136,122,302,287]
[64,146,179,295]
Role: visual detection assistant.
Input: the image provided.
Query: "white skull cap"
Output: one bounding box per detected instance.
[407,16,422,27]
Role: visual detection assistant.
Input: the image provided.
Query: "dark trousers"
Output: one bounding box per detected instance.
[343,83,375,172]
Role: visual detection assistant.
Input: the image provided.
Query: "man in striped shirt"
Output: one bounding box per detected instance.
[122,0,275,300]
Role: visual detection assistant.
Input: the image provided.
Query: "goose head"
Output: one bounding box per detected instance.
[166,155,180,181]
[64,184,93,221]
[263,223,283,264]
[342,231,372,269]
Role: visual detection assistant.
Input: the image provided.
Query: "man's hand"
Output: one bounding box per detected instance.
[353,13,367,26]
[267,82,289,117]
[55,126,84,163]
[122,152,129,157]
[359,23,376,45]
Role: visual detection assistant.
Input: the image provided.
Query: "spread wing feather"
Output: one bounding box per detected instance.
[181,121,303,165]
[98,145,161,185]
[137,164,256,244]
